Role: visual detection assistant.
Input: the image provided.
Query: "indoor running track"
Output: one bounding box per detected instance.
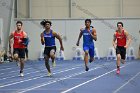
[0,59,140,93]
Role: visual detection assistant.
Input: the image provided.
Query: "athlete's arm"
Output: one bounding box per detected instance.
[124,30,131,48]
[91,28,97,41]
[40,32,45,45]
[76,28,83,46]
[23,32,27,38]
[53,31,64,51]
[112,32,117,49]
[22,32,28,45]
[9,32,14,54]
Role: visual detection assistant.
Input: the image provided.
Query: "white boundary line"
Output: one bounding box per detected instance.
[0,64,83,88]
[0,64,82,81]
[0,65,58,78]
[0,64,44,72]
[113,71,140,93]
[61,63,131,93]
[0,67,32,76]
[16,62,114,93]
[16,67,101,93]
[0,62,112,86]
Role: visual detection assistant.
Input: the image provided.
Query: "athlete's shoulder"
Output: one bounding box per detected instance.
[10,31,16,36]
[52,30,59,37]
[123,29,127,33]
[52,30,57,35]
[22,31,27,37]
[92,28,96,31]
[114,30,118,34]
[40,31,44,37]
[52,30,56,34]
[123,29,128,36]
[22,31,26,34]
[80,28,84,32]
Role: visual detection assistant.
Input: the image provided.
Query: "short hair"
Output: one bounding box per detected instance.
[85,19,91,24]
[16,21,23,26]
[117,22,123,27]
[40,19,52,27]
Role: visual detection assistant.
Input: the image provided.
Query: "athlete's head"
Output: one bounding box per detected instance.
[16,21,23,30]
[40,20,52,29]
[117,22,123,30]
[85,19,91,28]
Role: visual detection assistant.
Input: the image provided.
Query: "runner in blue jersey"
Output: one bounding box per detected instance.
[76,19,97,71]
[40,20,64,76]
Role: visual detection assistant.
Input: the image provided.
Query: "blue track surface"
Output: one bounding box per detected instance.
[0,59,140,93]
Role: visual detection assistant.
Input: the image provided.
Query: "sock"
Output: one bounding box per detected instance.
[20,70,23,73]
[117,66,120,69]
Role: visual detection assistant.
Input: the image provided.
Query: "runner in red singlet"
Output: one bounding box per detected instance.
[112,22,131,74]
[9,21,27,77]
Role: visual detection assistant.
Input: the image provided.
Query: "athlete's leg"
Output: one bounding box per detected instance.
[13,48,20,66]
[50,49,56,67]
[83,46,89,71]
[116,47,121,74]
[45,56,51,72]
[19,58,24,76]
[13,53,18,60]
[25,48,28,60]
[19,48,25,77]
[116,54,121,68]
[44,47,51,76]
[89,46,95,63]
[84,51,89,71]
[121,47,126,64]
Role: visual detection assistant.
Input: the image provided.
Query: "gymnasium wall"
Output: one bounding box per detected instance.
[17,0,140,18]
[0,0,14,50]
[0,18,3,50]
[11,18,140,60]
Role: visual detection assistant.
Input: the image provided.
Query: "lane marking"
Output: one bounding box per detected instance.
[61,63,131,93]
[0,64,83,88]
[0,64,82,81]
[16,62,115,93]
[113,71,140,93]
[17,67,101,93]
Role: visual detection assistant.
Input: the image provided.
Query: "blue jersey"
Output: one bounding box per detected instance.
[43,30,55,47]
[82,28,94,46]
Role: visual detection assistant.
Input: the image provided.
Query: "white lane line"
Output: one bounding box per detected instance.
[0,61,52,72]
[0,64,82,81]
[0,64,83,88]
[113,71,140,93]
[61,63,131,93]
[16,67,101,93]
[0,64,62,78]
[0,65,44,73]
[0,68,32,76]
[0,64,36,71]
[16,62,113,93]
[0,67,17,71]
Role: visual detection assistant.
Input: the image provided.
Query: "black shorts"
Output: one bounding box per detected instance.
[44,46,56,57]
[13,48,25,58]
[116,46,126,60]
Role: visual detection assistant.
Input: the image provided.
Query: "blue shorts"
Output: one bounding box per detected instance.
[83,45,94,58]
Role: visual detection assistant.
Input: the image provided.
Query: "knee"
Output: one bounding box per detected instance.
[44,56,49,61]
[13,54,18,59]
[117,54,121,59]
[85,51,88,56]
[50,51,55,57]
